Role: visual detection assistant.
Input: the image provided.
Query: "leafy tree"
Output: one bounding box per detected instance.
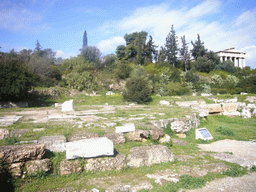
[0,52,37,101]
[180,35,190,72]
[215,60,237,73]
[79,46,102,69]
[116,45,126,60]
[144,35,158,63]
[193,56,215,73]
[191,34,207,60]
[123,76,152,103]
[165,25,178,67]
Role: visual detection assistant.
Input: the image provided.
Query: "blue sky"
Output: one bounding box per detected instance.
[1,0,256,68]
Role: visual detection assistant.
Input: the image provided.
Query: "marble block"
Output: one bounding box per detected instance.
[61,100,74,112]
[115,123,135,133]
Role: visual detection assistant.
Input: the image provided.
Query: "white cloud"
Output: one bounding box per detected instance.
[55,50,78,59]
[0,1,49,33]
[98,0,256,68]
[97,36,125,53]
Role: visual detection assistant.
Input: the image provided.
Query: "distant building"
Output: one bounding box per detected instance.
[216,48,246,68]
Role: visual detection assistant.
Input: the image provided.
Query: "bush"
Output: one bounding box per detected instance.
[223,164,247,177]
[163,82,191,96]
[216,126,235,136]
[116,63,132,79]
[179,175,206,189]
[65,71,95,91]
[123,77,152,104]
[236,75,256,94]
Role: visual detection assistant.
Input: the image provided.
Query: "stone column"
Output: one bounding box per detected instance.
[234,58,237,67]
[220,56,223,62]
[243,58,246,68]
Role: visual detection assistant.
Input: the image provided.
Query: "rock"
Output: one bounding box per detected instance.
[241,108,251,119]
[0,115,22,127]
[223,111,241,117]
[199,110,209,118]
[127,130,149,142]
[54,103,62,107]
[106,182,153,192]
[69,131,98,142]
[176,101,200,108]
[33,128,45,132]
[171,120,187,133]
[0,129,9,140]
[150,128,164,140]
[115,123,135,133]
[0,144,45,164]
[38,136,66,152]
[104,122,116,127]
[127,145,174,168]
[245,96,256,103]
[9,162,24,177]
[85,153,126,172]
[241,92,248,95]
[105,133,126,145]
[159,134,171,144]
[61,100,74,112]
[146,170,179,185]
[171,138,188,146]
[25,159,52,176]
[106,91,115,95]
[222,103,238,112]
[65,137,114,159]
[206,104,223,114]
[59,159,82,176]
[159,100,170,106]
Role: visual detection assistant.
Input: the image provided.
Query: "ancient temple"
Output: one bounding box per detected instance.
[216,48,246,68]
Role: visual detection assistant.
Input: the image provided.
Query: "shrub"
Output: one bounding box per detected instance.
[123,77,152,104]
[65,71,95,91]
[116,63,132,79]
[179,175,206,189]
[202,84,211,94]
[236,75,256,94]
[226,75,239,85]
[210,75,223,85]
[251,165,256,172]
[163,82,191,96]
[216,126,235,136]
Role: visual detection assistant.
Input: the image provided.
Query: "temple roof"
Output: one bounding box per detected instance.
[216,48,246,54]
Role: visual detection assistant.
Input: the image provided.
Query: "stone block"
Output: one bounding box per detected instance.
[159,134,171,144]
[159,100,170,106]
[59,159,82,176]
[0,144,45,164]
[85,153,126,172]
[9,162,24,177]
[206,104,223,114]
[25,159,52,176]
[0,115,22,127]
[0,129,9,140]
[222,103,238,112]
[105,132,126,144]
[38,135,66,152]
[127,130,149,142]
[65,137,114,159]
[115,123,135,133]
[241,108,251,119]
[61,100,74,112]
[127,145,174,168]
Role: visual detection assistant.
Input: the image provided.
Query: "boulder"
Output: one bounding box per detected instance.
[150,128,164,140]
[0,144,45,164]
[105,133,126,144]
[59,159,82,176]
[241,108,252,119]
[85,153,126,172]
[9,162,24,177]
[171,138,188,146]
[61,100,74,112]
[0,129,9,140]
[127,145,174,168]
[245,96,256,103]
[38,135,66,152]
[171,120,188,133]
[199,110,209,118]
[127,130,149,142]
[206,104,223,114]
[159,100,170,106]
[25,159,52,176]
[222,103,238,112]
[65,137,114,159]
[159,134,171,144]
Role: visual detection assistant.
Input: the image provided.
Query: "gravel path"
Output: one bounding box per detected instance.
[185,140,256,192]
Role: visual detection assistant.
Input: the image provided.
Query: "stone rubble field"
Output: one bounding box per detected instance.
[0,95,256,191]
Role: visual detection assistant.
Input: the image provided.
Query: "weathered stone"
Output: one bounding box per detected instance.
[0,115,22,127]
[245,96,256,103]
[171,120,188,133]
[38,136,66,152]
[171,138,188,146]
[159,100,170,106]
[159,134,171,144]
[61,100,74,112]
[146,170,179,185]
[0,129,9,140]
[65,137,114,159]
[150,128,164,140]
[206,104,223,114]
[105,133,125,144]
[115,123,135,133]
[85,153,126,172]
[106,91,115,95]
[222,103,238,112]
[241,108,251,119]
[25,159,51,176]
[223,111,241,117]
[127,145,174,168]
[9,162,24,177]
[106,182,153,192]
[59,159,82,176]
[199,110,209,118]
[69,131,98,142]
[127,130,149,142]
[0,144,45,164]
[176,101,199,108]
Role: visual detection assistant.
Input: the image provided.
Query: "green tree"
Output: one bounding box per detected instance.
[180,35,190,72]
[144,35,158,63]
[191,34,207,60]
[116,45,126,60]
[79,46,102,69]
[165,25,178,67]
